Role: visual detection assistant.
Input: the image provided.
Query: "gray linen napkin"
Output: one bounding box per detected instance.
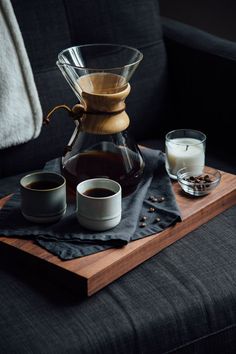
[0,148,181,259]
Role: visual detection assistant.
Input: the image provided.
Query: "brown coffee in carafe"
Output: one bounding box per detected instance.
[63,148,144,196]
[46,44,144,196]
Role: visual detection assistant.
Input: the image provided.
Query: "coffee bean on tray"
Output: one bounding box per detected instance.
[155,217,161,223]
[148,207,155,213]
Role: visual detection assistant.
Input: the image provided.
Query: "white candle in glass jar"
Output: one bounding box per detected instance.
[165,138,205,177]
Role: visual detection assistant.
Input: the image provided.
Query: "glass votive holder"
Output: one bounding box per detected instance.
[165,129,206,180]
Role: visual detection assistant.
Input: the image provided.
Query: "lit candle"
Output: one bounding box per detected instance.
[165,130,206,179]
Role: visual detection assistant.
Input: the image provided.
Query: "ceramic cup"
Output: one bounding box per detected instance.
[76,178,122,231]
[20,172,66,223]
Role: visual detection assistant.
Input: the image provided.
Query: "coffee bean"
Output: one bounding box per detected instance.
[148,196,157,202]
[139,222,147,228]
[148,207,155,213]
[184,174,214,186]
[155,217,161,223]
[158,197,165,202]
[140,216,147,222]
[204,175,212,182]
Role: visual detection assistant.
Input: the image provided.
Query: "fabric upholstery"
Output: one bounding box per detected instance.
[0,204,235,353]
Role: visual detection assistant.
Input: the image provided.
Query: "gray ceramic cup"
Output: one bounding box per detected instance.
[20,172,66,223]
[76,178,122,231]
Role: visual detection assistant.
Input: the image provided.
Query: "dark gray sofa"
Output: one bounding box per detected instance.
[0,0,236,353]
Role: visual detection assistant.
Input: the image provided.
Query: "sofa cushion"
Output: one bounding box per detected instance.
[0,203,236,353]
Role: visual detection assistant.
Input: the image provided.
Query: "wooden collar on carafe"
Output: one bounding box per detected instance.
[73,82,131,135]
[43,81,131,154]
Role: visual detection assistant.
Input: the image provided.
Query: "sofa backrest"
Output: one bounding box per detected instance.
[0,0,168,177]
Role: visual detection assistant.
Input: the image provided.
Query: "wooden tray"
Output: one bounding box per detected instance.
[1,170,236,296]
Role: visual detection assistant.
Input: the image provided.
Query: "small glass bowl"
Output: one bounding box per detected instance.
[177,166,221,196]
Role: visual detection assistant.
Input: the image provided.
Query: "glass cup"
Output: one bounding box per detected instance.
[165,129,206,179]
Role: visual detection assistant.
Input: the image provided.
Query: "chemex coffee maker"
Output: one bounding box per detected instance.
[45,44,144,196]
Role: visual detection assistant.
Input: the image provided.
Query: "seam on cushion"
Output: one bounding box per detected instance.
[163,33,236,63]
[162,17,236,62]
[32,0,72,76]
[169,39,236,64]
[105,0,117,43]
[164,323,236,354]
[138,39,164,50]
[62,0,73,48]
[34,67,59,75]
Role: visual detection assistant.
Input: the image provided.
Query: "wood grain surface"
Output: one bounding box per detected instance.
[0,170,236,296]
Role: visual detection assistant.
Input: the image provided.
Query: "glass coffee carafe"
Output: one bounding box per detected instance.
[52,44,144,196]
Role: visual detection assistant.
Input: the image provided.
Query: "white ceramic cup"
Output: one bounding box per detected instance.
[20,172,66,223]
[76,178,122,231]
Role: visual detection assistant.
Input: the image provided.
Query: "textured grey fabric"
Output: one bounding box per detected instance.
[0,205,235,353]
[0,148,181,259]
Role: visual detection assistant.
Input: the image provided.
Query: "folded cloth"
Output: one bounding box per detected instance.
[0,0,42,149]
[0,148,181,260]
